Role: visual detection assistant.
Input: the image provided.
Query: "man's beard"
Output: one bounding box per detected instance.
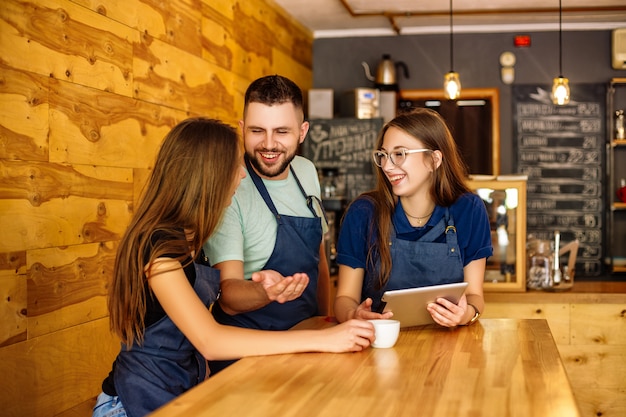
[246,149,296,178]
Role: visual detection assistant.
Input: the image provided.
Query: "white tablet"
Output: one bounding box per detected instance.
[379,282,469,328]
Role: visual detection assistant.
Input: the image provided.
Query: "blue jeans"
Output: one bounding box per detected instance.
[92,392,127,417]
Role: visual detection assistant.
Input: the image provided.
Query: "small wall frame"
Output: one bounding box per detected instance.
[468,178,527,292]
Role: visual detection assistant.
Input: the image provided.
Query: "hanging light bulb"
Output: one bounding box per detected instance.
[443,0,461,100]
[444,71,461,100]
[552,76,570,105]
[551,0,570,105]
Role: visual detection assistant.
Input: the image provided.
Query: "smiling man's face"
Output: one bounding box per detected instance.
[240,102,309,180]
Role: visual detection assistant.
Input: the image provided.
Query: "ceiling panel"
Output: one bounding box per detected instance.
[272,0,626,37]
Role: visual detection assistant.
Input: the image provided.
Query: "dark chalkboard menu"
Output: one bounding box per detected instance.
[513,84,606,277]
[301,118,384,201]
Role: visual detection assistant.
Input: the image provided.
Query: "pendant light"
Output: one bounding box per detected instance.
[443,0,461,100]
[551,0,570,105]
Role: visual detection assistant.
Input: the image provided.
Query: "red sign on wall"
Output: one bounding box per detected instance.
[514,35,531,47]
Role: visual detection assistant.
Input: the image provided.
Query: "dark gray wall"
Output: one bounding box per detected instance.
[312,30,624,173]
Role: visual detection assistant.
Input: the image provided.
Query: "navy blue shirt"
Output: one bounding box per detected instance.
[337,192,493,270]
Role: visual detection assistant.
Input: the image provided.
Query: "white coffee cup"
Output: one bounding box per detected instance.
[368,319,400,348]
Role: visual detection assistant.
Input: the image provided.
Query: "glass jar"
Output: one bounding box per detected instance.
[526,239,552,290]
[617,178,626,203]
[321,169,337,198]
[615,109,625,139]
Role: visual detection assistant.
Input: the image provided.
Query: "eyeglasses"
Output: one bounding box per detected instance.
[372,148,432,167]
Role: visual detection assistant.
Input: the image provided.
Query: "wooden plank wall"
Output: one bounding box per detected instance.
[483,302,626,417]
[0,1,313,416]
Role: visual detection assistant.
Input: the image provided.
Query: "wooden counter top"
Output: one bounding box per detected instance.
[328,276,626,304]
[149,318,580,417]
[485,280,626,304]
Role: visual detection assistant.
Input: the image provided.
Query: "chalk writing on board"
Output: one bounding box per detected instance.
[301,118,383,201]
[514,84,605,276]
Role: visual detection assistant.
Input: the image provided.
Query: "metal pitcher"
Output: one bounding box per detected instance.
[361,54,409,91]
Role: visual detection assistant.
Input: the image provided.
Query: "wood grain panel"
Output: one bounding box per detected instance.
[480,302,570,345]
[132,167,152,209]
[0,64,49,161]
[200,3,237,68]
[27,241,116,337]
[231,1,277,68]
[570,303,626,345]
[0,250,26,277]
[0,252,27,346]
[200,1,312,86]
[233,0,312,69]
[574,387,626,417]
[0,158,134,252]
[48,79,185,167]
[0,160,133,206]
[230,75,258,124]
[272,48,313,93]
[0,196,131,252]
[0,317,119,417]
[200,5,271,85]
[133,35,236,118]
[559,345,626,390]
[0,0,137,96]
[0,274,27,347]
[77,0,204,57]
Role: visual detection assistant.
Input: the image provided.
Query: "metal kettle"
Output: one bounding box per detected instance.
[361,54,410,91]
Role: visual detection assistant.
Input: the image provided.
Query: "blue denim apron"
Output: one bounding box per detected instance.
[364,208,465,313]
[212,156,323,330]
[112,262,220,417]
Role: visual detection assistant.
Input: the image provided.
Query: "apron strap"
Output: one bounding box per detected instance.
[289,165,325,219]
[390,207,458,260]
[420,208,453,242]
[244,155,325,221]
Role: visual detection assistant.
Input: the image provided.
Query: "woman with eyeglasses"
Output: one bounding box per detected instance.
[333,108,493,328]
[93,118,374,417]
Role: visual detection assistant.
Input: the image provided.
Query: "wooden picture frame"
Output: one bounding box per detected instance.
[467,178,527,292]
[399,88,501,176]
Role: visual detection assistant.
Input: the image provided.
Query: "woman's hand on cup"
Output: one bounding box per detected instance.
[326,319,375,352]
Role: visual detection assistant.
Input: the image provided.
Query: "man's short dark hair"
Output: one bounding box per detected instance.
[244,75,304,114]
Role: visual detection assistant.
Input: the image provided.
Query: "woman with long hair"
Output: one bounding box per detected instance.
[94,118,374,417]
[334,108,493,328]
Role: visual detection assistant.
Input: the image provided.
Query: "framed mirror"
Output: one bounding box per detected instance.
[467,178,527,292]
[399,88,500,176]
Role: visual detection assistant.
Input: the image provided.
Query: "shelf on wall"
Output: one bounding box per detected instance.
[606,78,626,277]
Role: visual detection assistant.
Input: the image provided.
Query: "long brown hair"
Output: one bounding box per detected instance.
[361,107,471,289]
[108,118,241,346]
